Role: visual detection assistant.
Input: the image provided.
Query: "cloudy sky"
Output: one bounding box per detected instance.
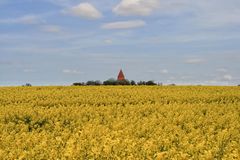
[0,0,240,86]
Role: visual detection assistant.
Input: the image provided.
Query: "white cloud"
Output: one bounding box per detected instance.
[113,0,240,27]
[146,69,169,74]
[113,0,159,16]
[185,58,204,64]
[0,15,42,24]
[223,75,233,81]
[44,0,73,7]
[41,25,62,33]
[62,69,84,74]
[64,3,102,19]
[160,69,169,74]
[180,75,193,80]
[155,0,240,28]
[216,68,228,73]
[191,1,240,28]
[102,20,146,29]
[203,80,220,85]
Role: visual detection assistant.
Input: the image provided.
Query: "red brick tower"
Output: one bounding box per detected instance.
[117,69,125,81]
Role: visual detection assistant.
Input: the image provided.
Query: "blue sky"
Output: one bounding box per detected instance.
[0,0,240,86]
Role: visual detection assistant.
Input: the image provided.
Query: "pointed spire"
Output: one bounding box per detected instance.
[117,69,125,81]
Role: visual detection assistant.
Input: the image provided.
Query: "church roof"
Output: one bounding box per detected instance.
[117,69,125,80]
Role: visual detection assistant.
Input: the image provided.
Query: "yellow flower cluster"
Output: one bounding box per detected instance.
[0,86,239,159]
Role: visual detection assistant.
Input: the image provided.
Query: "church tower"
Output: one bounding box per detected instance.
[117,69,125,81]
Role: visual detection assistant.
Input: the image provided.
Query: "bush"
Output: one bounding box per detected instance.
[137,81,146,85]
[103,79,131,85]
[103,78,117,85]
[146,80,157,85]
[72,82,85,86]
[130,80,136,85]
[116,79,130,85]
[86,80,102,86]
[94,80,102,86]
[23,83,32,87]
[137,81,157,85]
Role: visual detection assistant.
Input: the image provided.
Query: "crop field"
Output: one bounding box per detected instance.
[0,86,240,159]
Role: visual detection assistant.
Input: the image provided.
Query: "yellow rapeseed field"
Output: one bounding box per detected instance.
[0,86,240,159]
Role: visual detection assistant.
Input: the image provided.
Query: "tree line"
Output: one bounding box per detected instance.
[72,79,161,86]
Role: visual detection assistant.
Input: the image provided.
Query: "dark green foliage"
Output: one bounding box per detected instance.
[74,79,158,86]
[116,79,130,85]
[22,83,32,87]
[72,82,85,86]
[103,78,118,85]
[146,80,157,85]
[137,81,157,85]
[130,80,136,85]
[86,80,102,86]
[137,81,146,85]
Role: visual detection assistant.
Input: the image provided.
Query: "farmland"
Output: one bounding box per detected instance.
[0,86,240,159]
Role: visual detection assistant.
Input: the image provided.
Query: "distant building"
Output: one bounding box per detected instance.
[117,69,125,81]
